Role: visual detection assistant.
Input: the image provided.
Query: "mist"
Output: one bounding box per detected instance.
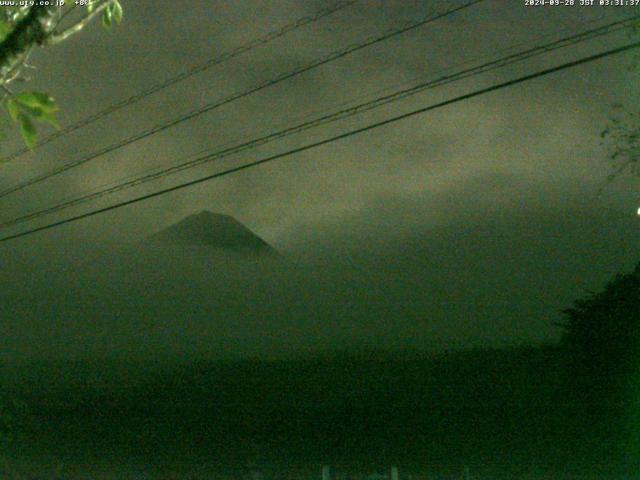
[0,178,637,366]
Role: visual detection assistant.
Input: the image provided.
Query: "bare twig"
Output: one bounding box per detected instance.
[51,3,79,33]
[46,1,114,45]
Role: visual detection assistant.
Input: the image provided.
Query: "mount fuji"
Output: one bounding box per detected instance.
[148,210,275,255]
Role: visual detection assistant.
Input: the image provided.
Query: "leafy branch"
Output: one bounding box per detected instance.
[4,91,59,149]
[0,1,123,152]
[47,0,123,45]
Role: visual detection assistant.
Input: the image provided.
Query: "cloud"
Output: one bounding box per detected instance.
[0,1,637,365]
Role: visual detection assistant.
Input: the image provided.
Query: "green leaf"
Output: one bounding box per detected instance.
[13,103,43,118]
[14,91,58,113]
[0,20,12,42]
[15,103,59,129]
[5,99,20,122]
[17,113,37,150]
[87,1,95,13]
[3,90,60,148]
[39,110,59,129]
[101,7,113,29]
[112,1,123,24]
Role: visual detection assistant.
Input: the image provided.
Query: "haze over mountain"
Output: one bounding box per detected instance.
[2,211,399,364]
[0,207,600,366]
[89,210,281,283]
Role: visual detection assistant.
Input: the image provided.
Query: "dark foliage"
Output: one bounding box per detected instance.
[558,262,640,399]
[556,262,640,470]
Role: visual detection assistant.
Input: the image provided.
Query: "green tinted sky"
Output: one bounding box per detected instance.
[0,0,638,355]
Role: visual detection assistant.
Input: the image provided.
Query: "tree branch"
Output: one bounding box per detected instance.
[46,1,114,45]
[0,5,57,83]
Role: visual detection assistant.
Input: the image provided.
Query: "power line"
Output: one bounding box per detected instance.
[0,0,360,163]
[1,39,637,244]
[28,11,626,212]
[0,14,635,230]
[0,0,485,200]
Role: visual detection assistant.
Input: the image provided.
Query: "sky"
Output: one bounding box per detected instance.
[0,0,639,359]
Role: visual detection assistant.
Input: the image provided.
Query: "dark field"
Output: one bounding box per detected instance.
[0,346,636,479]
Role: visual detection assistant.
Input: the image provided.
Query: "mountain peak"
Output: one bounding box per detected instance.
[149,211,274,253]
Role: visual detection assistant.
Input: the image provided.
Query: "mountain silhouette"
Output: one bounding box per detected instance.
[148,210,275,254]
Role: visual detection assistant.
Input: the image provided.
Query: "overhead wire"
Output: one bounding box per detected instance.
[37,9,630,208]
[0,0,361,163]
[1,38,638,243]
[0,14,636,230]
[0,0,486,200]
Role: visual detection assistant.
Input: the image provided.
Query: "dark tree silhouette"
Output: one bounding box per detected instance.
[558,262,640,399]
[556,262,640,470]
